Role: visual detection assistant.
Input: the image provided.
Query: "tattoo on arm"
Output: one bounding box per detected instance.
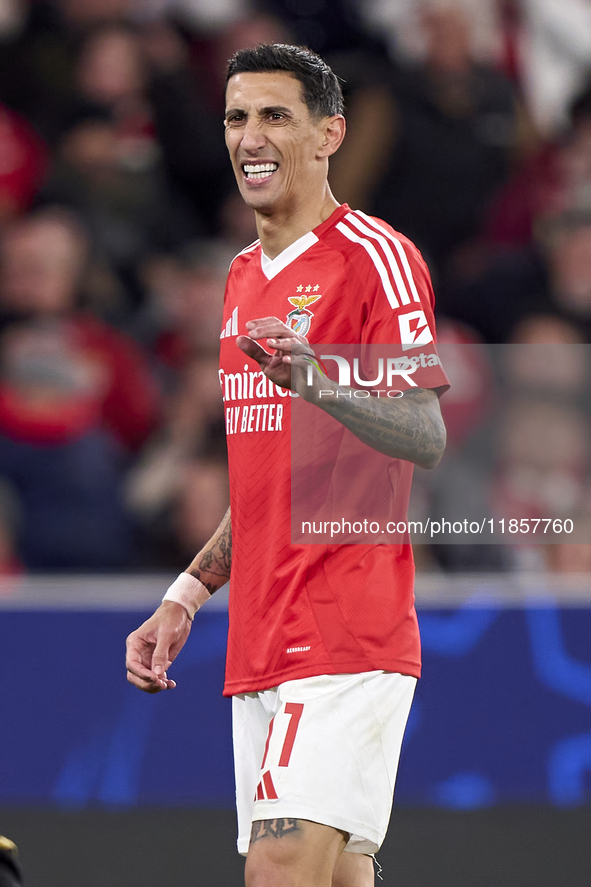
[322,387,446,469]
[249,819,302,847]
[187,507,232,594]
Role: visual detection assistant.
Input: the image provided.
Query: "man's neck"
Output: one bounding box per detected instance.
[256,189,340,260]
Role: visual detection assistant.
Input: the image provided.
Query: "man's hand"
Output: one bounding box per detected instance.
[126,601,192,693]
[237,317,317,395]
[236,316,446,467]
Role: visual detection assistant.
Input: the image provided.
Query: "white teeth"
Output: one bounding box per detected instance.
[243,163,278,178]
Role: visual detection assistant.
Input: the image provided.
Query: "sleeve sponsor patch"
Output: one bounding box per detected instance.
[398,310,434,351]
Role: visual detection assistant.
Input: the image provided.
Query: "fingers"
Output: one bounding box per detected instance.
[125,650,175,693]
[245,317,308,346]
[237,334,309,369]
[125,630,176,694]
[126,668,175,693]
[127,674,176,693]
[125,603,192,694]
[238,332,311,360]
[152,636,175,681]
[266,338,313,356]
[240,318,311,376]
[236,335,270,363]
[126,652,177,692]
[245,317,286,338]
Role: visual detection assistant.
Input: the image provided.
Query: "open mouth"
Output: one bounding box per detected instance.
[242,163,279,181]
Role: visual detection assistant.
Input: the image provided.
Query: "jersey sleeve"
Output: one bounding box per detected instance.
[342,212,449,391]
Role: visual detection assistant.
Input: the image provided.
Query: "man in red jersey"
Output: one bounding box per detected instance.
[127,44,448,887]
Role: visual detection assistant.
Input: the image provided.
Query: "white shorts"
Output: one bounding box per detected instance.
[232,670,416,856]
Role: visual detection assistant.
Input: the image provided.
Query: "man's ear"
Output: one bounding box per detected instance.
[317,115,346,158]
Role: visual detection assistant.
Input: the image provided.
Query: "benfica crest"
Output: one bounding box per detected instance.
[286,293,321,336]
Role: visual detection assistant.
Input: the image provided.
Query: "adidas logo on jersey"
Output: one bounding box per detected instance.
[220,306,238,339]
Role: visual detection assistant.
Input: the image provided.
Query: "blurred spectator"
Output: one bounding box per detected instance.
[208,11,291,106]
[173,454,229,557]
[141,19,233,233]
[12,16,229,247]
[359,0,503,67]
[485,83,591,248]
[0,1,138,134]
[0,0,26,40]
[493,317,591,567]
[135,243,227,383]
[56,0,136,28]
[37,23,203,303]
[508,313,587,392]
[217,191,257,258]
[541,213,591,339]
[137,0,252,33]
[261,0,379,57]
[414,317,591,572]
[0,207,159,448]
[368,2,522,273]
[410,318,508,572]
[0,208,160,569]
[323,47,398,214]
[493,397,590,523]
[515,0,591,137]
[436,318,495,447]
[41,106,193,315]
[440,210,591,343]
[0,477,21,575]
[127,354,226,566]
[511,312,587,345]
[0,103,47,226]
[77,23,147,112]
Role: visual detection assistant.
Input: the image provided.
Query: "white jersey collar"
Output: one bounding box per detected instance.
[260,231,319,280]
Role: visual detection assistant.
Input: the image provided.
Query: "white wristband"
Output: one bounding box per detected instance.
[162,572,211,621]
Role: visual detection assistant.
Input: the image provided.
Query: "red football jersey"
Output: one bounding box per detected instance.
[219,204,449,696]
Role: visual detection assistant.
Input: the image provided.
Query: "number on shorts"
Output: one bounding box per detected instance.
[278,702,304,767]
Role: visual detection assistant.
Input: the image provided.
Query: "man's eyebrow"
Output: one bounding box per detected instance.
[259,105,293,116]
[224,105,294,118]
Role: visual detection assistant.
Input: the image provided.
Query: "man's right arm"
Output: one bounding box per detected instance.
[126,507,232,693]
[184,505,232,594]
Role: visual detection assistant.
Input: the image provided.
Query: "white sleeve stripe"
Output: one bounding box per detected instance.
[356,211,422,303]
[344,212,411,305]
[335,222,400,309]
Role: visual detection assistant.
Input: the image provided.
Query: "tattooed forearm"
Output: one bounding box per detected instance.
[186,507,232,594]
[249,819,302,847]
[193,512,231,578]
[320,387,446,469]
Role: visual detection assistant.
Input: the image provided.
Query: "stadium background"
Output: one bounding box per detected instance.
[0,1,590,884]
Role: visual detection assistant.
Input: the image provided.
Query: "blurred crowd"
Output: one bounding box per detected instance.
[0,0,589,574]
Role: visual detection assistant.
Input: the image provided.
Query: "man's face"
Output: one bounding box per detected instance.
[224,71,327,215]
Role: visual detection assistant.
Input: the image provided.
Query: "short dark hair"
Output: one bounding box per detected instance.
[226,43,344,118]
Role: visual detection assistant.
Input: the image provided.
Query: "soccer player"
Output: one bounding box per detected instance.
[126,44,448,887]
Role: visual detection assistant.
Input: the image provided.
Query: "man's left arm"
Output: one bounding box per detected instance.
[237,318,446,470]
[308,381,446,470]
